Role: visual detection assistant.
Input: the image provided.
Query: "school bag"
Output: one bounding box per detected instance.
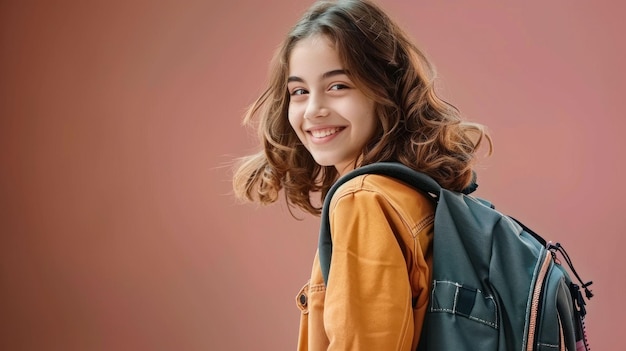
[318,162,593,351]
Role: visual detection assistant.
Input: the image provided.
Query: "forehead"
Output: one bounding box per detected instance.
[288,35,344,77]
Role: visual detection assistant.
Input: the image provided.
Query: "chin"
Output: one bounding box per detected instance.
[313,160,334,168]
[310,155,334,167]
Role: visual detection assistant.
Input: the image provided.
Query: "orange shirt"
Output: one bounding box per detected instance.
[296,174,434,351]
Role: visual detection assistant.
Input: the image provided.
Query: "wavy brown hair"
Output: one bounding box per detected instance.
[233,0,492,215]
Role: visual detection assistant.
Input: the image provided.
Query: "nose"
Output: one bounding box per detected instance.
[303,93,329,120]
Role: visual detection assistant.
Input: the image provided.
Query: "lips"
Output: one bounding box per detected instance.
[308,127,345,138]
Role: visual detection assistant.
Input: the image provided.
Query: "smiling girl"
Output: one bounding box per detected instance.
[233,0,490,350]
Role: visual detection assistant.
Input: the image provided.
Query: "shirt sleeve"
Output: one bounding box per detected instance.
[324,188,414,351]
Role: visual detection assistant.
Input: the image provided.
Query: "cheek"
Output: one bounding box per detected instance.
[287,106,305,138]
[358,102,378,138]
[287,107,298,130]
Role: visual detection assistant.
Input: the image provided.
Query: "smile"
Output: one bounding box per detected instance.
[308,127,345,138]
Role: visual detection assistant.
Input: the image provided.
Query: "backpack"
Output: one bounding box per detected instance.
[318,162,593,351]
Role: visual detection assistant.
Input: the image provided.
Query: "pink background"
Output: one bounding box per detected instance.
[0,0,623,350]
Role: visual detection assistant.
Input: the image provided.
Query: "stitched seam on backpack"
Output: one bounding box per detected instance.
[452,284,459,314]
[466,315,497,328]
[429,308,498,328]
[429,280,498,328]
[537,343,558,348]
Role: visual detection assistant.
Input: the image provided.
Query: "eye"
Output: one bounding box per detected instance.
[290,88,308,96]
[329,84,349,91]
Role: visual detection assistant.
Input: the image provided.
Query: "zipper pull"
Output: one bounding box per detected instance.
[546,241,560,264]
[548,241,594,300]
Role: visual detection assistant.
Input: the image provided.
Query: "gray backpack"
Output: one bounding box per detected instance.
[319,162,592,351]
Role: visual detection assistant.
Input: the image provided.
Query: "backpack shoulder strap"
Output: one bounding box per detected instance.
[318,162,442,285]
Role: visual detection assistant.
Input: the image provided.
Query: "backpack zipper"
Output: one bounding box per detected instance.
[526,251,552,351]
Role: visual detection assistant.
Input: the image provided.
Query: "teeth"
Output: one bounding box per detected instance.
[311,128,341,138]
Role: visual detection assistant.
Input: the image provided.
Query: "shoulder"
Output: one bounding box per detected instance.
[332,174,428,200]
[330,174,434,218]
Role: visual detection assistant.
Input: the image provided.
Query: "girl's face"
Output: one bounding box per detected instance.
[287,35,378,176]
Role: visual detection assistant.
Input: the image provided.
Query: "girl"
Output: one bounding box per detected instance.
[233,0,491,350]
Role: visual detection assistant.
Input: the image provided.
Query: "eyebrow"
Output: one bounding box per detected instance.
[287,69,348,83]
